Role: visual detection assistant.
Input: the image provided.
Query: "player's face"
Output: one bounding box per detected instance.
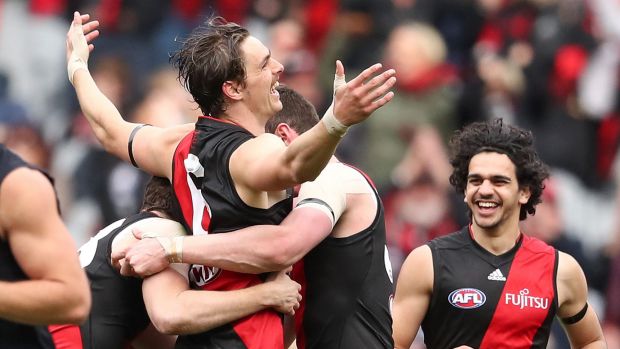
[240,36,284,122]
[464,152,530,234]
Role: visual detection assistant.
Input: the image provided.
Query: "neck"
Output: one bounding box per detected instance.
[222,105,267,136]
[470,221,521,255]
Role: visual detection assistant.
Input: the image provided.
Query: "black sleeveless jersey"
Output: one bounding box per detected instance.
[421,227,558,349]
[77,211,157,348]
[293,165,394,349]
[0,144,56,348]
[172,116,293,349]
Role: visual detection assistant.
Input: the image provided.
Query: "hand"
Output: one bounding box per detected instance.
[332,61,396,126]
[66,11,99,84]
[113,229,170,277]
[264,269,302,316]
[66,11,99,64]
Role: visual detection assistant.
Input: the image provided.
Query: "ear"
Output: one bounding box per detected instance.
[273,123,297,145]
[222,81,243,101]
[518,186,531,205]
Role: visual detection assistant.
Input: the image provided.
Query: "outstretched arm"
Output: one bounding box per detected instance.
[143,266,301,335]
[66,11,193,178]
[230,61,396,192]
[557,252,607,348]
[117,206,333,276]
[0,168,90,324]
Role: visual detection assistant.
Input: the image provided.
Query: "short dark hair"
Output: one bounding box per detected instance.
[265,85,319,134]
[141,177,183,222]
[171,17,249,117]
[448,119,549,220]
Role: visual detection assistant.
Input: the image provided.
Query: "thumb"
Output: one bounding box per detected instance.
[334,60,346,91]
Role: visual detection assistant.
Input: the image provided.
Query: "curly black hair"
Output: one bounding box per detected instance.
[171,17,249,117]
[448,119,549,220]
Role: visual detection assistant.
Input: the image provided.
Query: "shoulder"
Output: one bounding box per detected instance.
[398,245,433,290]
[1,167,55,212]
[428,228,469,250]
[521,234,556,255]
[557,251,583,282]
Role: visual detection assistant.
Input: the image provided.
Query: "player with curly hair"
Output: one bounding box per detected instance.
[392,119,606,349]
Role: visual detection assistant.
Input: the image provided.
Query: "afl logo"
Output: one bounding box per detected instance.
[448,288,486,309]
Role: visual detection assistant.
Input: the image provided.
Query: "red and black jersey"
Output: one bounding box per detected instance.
[292,165,394,349]
[0,145,56,349]
[422,226,558,349]
[172,117,293,349]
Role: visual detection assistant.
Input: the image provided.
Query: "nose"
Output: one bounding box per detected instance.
[272,58,284,75]
[478,179,494,196]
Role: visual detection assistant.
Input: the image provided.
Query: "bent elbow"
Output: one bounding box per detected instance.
[151,310,186,335]
[62,294,91,324]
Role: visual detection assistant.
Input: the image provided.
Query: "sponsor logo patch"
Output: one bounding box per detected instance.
[448,288,487,309]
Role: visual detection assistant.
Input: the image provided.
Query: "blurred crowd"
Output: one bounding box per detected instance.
[1,0,619,348]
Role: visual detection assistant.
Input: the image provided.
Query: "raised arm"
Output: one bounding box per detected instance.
[556,252,607,348]
[143,266,301,335]
[0,168,90,324]
[66,11,193,178]
[230,62,396,192]
[392,245,434,349]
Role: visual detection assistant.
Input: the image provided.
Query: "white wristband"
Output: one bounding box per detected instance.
[322,106,349,138]
[68,56,88,85]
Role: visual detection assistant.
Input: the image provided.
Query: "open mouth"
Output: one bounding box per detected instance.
[475,200,499,215]
[270,81,279,96]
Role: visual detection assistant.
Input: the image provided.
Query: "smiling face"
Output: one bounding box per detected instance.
[465,152,531,235]
[239,36,284,122]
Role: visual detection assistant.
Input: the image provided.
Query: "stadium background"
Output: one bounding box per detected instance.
[0,0,619,347]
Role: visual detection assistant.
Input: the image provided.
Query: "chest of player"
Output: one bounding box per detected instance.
[422,241,558,348]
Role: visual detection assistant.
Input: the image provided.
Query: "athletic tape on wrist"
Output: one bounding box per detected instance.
[155,237,183,264]
[68,56,88,85]
[322,108,349,138]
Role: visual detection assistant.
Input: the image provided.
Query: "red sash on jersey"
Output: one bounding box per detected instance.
[480,235,556,348]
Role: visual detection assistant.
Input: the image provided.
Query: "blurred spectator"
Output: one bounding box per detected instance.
[345,22,460,193]
[130,67,201,126]
[269,18,322,107]
[0,0,70,142]
[459,52,526,125]
[384,127,461,276]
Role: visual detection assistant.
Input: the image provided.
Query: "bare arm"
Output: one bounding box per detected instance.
[0,168,90,324]
[143,265,301,335]
[230,62,396,192]
[392,245,433,349]
[119,207,333,276]
[556,252,607,348]
[67,11,193,178]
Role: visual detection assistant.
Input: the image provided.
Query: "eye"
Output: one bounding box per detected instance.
[468,178,482,185]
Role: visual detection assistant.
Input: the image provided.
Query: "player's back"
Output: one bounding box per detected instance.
[293,163,394,349]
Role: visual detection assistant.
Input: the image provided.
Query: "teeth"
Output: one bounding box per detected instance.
[478,202,497,208]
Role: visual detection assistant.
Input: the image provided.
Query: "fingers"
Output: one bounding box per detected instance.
[369,91,395,112]
[72,11,82,26]
[82,20,100,35]
[360,74,397,108]
[84,30,99,43]
[347,63,383,88]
